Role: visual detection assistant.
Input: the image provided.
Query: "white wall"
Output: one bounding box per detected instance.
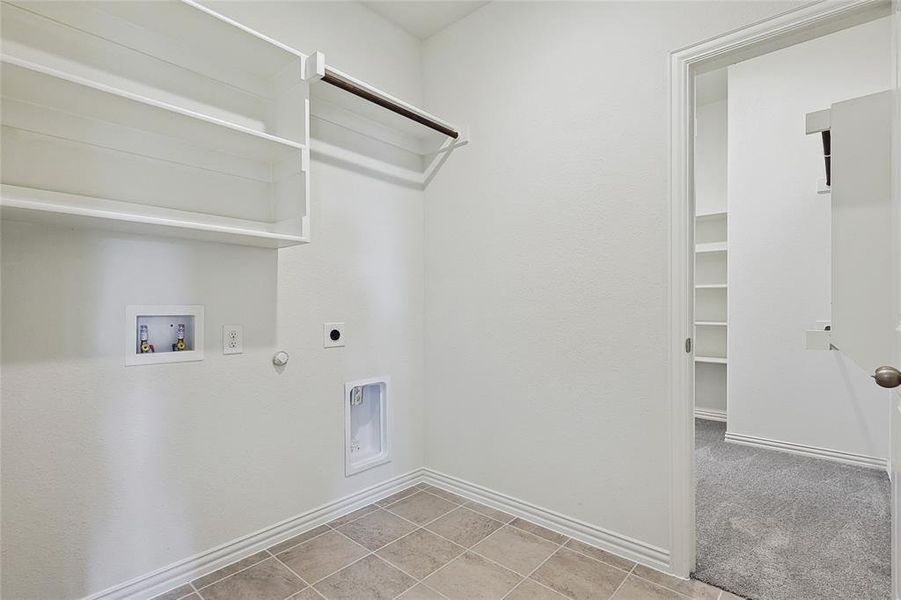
[695,99,728,217]
[421,1,795,552]
[0,3,426,598]
[727,17,892,459]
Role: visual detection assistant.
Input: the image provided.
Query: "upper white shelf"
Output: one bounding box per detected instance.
[2,57,305,164]
[2,0,307,97]
[696,284,728,289]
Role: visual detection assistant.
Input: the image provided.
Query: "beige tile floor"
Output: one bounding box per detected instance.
[153,484,743,600]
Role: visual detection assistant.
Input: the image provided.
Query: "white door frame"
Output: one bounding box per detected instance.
[667,0,895,580]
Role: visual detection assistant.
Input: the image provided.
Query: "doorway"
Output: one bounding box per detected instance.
[669,1,900,599]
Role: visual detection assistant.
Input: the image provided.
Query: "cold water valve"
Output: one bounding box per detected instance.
[139,324,154,353]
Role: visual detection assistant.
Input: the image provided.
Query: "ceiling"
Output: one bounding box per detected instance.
[363,1,488,39]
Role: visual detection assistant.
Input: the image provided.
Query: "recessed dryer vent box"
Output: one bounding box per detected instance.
[125,305,204,366]
[345,377,390,476]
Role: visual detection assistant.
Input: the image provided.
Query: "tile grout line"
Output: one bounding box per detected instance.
[560,542,637,573]
[624,568,704,600]
[326,523,449,600]
[327,523,427,597]
[382,500,598,599]
[380,486,580,553]
[499,530,570,600]
[190,550,274,595]
[605,563,637,600]
[266,549,317,600]
[269,526,334,559]
[391,521,523,591]
[191,524,337,595]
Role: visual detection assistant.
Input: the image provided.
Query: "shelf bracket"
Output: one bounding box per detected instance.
[304,51,325,82]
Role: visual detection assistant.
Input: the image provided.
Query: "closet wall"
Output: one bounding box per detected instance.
[0,3,427,598]
[727,16,892,460]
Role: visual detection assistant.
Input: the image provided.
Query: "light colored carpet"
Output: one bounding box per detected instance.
[693,419,891,600]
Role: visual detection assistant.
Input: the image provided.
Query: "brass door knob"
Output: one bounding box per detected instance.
[873,366,901,389]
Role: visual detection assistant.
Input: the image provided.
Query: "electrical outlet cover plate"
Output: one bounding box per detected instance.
[324,322,345,348]
[223,325,243,355]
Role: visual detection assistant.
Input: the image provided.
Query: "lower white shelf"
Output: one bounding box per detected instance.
[0,185,307,248]
[695,356,727,365]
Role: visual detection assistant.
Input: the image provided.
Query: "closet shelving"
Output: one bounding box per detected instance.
[695,211,728,365]
[0,0,316,247]
[1,0,466,243]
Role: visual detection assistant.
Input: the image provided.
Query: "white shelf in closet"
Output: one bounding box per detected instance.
[695,356,728,365]
[695,284,728,289]
[695,241,727,254]
[695,321,727,327]
[696,210,727,219]
[1,57,305,163]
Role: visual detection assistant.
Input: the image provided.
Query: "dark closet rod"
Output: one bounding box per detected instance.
[321,67,459,140]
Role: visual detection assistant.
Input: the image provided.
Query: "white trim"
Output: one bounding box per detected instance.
[84,469,426,600]
[694,408,727,422]
[421,468,670,572]
[724,431,888,470]
[669,0,891,578]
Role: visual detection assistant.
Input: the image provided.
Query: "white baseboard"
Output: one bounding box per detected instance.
[421,468,670,572]
[88,468,673,599]
[724,431,887,470]
[694,408,726,422]
[85,469,427,600]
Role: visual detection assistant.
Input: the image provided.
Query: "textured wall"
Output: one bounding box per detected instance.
[421,1,796,550]
[727,17,892,459]
[0,2,426,598]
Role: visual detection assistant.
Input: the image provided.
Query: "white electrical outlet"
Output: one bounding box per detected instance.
[324,322,345,348]
[223,325,243,355]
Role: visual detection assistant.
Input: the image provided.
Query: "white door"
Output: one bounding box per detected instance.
[829,87,900,598]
